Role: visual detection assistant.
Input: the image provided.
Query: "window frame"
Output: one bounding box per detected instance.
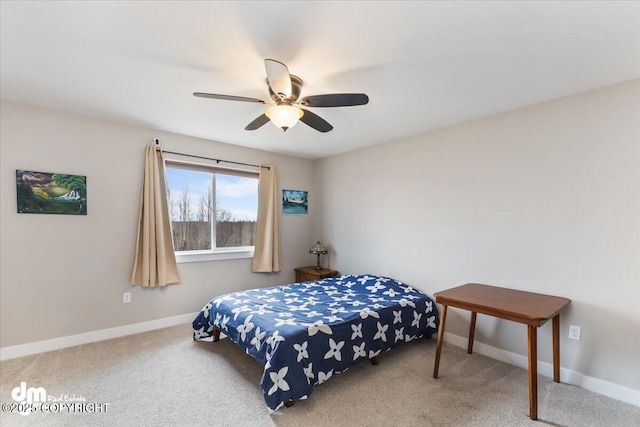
[164,158,259,263]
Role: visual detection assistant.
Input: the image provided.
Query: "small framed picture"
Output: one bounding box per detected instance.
[282,189,308,215]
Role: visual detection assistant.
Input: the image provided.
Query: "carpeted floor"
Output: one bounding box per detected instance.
[1,324,638,426]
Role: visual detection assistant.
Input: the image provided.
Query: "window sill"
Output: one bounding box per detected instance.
[175,247,254,263]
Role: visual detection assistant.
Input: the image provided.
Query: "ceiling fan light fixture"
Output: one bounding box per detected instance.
[195,59,368,133]
[265,105,304,132]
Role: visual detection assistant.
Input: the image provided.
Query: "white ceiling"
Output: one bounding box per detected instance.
[1,1,639,159]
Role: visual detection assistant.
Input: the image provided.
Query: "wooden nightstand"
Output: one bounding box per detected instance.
[295,267,339,283]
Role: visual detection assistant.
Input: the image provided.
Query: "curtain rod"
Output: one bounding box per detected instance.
[161,150,269,170]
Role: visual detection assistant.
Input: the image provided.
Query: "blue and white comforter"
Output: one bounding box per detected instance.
[192,274,439,412]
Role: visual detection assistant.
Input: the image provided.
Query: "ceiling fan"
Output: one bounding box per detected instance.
[194,59,369,133]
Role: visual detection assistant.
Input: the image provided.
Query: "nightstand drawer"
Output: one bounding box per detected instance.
[294,267,339,283]
[297,272,318,282]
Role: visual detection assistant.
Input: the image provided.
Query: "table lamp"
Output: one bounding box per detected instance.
[309,241,328,270]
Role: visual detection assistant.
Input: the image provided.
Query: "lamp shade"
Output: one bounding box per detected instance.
[265,105,304,131]
[309,241,328,255]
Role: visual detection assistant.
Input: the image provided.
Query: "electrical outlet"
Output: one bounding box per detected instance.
[568,325,581,340]
[123,292,131,303]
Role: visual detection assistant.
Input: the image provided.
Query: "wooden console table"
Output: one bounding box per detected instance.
[432,283,571,420]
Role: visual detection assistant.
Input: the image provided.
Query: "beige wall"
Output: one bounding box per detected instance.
[0,100,314,348]
[2,79,639,394]
[313,80,640,391]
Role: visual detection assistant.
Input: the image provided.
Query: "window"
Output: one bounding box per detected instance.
[165,161,259,262]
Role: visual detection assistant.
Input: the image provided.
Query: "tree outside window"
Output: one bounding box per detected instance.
[165,164,258,252]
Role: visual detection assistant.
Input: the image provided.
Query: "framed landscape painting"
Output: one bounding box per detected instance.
[16,170,87,215]
[282,189,308,215]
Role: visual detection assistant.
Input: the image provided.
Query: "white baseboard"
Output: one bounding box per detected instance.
[0,312,198,361]
[443,332,640,407]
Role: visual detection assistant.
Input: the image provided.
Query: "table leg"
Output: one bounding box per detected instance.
[468,312,477,354]
[527,325,538,420]
[553,314,560,383]
[433,305,448,379]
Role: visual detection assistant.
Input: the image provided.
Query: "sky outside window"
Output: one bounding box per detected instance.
[166,168,258,221]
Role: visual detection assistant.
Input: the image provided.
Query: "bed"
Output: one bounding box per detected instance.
[192,274,439,412]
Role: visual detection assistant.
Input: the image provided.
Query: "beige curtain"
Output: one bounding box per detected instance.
[131,146,181,287]
[252,165,280,272]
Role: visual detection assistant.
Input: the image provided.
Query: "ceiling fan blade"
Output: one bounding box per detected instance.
[265,59,292,99]
[299,109,333,133]
[244,114,271,131]
[194,92,265,104]
[300,93,369,107]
